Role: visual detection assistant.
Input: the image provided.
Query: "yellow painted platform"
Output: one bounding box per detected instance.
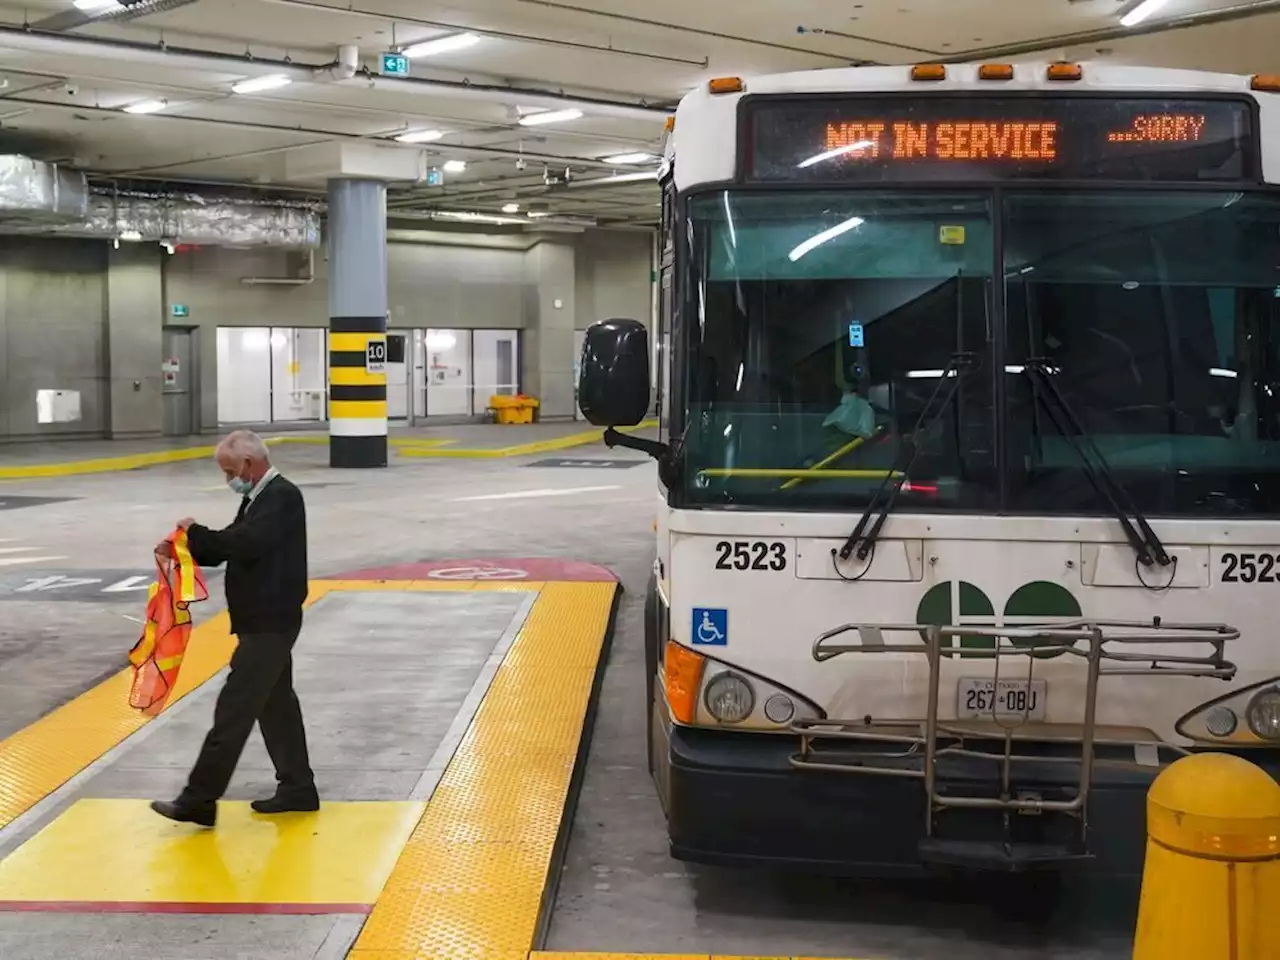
[0,799,423,912]
[349,580,617,960]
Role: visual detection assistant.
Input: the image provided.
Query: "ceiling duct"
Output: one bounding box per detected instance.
[79,190,322,247]
[0,158,319,246]
[0,154,88,222]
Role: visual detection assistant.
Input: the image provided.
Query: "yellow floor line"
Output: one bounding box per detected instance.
[0,445,221,480]
[348,580,617,960]
[0,422,651,479]
[0,579,540,832]
[398,420,658,460]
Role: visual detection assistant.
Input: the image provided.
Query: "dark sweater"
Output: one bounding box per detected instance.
[187,474,308,636]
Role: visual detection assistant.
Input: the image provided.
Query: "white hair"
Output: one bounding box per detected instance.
[218,429,270,463]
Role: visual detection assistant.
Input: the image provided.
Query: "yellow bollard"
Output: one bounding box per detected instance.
[1134,752,1280,960]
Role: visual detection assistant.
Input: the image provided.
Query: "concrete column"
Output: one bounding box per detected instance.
[327,178,388,468]
[522,242,576,419]
[105,243,164,438]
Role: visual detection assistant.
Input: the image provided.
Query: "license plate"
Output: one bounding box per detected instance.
[957,678,1047,721]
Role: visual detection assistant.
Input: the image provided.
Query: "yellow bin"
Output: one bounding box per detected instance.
[1134,752,1280,959]
[489,394,539,425]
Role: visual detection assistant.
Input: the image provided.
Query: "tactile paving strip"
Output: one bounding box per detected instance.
[349,580,617,960]
[0,579,537,834]
[0,611,239,832]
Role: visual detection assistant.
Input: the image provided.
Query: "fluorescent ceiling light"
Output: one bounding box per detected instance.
[123,99,167,115]
[74,0,123,11]
[1209,367,1239,379]
[788,216,864,262]
[433,211,526,225]
[401,32,480,58]
[1120,0,1171,27]
[231,74,292,94]
[395,129,444,143]
[518,108,583,126]
[602,152,654,164]
[118,230,143,242]
[906,369,959,379]
[797,140,874,169]
[595,171,658,184]
[502,202,520,213]
[443,159,467,173]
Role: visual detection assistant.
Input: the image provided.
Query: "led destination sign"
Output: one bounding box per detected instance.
[747,97,1254,183]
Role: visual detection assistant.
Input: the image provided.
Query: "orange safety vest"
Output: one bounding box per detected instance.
[127,528,208,716]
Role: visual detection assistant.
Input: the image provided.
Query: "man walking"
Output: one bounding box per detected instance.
[151,429,317,827]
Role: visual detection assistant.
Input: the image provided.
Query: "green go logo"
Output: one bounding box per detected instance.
[915,580,1082,659]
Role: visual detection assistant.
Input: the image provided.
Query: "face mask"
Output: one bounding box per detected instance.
[228,476,253,496]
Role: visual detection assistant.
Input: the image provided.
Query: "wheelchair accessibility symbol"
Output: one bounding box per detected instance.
[692,607,728,646]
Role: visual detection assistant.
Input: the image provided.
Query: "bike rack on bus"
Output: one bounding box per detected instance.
[790,618,1238,861]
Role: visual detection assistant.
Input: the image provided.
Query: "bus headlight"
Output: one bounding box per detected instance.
[704,673,755,724]
[764,693,796,724]
[1246,688,1280,740]
[1175,677,1280,745]
[1205,705,1238,738]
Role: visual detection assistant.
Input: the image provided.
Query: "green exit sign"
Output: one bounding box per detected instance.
[380,52,409,77]
[171,304,189,318]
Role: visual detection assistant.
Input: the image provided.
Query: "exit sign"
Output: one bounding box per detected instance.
[380,52,409,77]
[171,304,189,318]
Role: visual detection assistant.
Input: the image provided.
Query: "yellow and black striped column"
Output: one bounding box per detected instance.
[327,178,388,468]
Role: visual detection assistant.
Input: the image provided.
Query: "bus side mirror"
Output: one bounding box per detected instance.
[578,318,650,427]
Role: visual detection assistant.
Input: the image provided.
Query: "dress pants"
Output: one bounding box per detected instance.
[180,629,315,804]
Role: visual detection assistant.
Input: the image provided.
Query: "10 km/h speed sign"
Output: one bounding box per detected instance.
[365,337,387,374]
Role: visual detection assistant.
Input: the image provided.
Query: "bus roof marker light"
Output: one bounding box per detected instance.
[797,140,874,169]
[978,64,1014,81]
[1047,62,1083,81]
[1120,0,1172,27]
[788,216,864,262]
[911,64,946,81]
[708,77,744,94]
[1251,74,1280,93]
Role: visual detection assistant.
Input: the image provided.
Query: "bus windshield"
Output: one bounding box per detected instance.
[681,188,1280,517]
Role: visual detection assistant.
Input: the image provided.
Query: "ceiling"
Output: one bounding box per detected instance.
[0,0,1277,230]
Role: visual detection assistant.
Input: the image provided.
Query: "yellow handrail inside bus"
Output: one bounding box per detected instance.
[699,467,900,480]
[780,428,883,491]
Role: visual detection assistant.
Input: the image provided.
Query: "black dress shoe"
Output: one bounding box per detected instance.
[150,799,216,827]
[251,792,320,814]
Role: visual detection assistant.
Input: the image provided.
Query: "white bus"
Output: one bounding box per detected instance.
[578,61,1280,881]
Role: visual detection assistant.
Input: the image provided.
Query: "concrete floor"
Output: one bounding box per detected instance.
[0,434,1136,959]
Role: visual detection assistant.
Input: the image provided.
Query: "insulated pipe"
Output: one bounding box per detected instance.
[0,25,671,123]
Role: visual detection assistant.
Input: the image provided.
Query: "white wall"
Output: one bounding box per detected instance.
[216,327,272,423]
[1,225,656,438]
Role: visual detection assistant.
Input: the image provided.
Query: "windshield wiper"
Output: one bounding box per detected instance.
[1022,360,1171,569]
[837,352,975,564]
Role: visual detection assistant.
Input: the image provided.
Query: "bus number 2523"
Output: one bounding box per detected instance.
[714,541,787,572]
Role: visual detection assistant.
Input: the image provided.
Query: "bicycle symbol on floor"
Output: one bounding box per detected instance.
[692,607,728,646]
[426,566,529,581]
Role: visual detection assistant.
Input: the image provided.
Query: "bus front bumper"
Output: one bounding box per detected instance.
[664,725,1280,878]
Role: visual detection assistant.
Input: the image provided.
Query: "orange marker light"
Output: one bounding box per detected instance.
[911,64,946,82]
[664,115,676,131]
[979,64,1015,81]
[665,640,706,724]
[1251,74,1280,92]
[708,76,744,95]
[1047,62,1083,81]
